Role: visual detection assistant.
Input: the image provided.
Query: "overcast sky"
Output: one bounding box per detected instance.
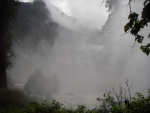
[22,0,108,29]
[50,0,108,29]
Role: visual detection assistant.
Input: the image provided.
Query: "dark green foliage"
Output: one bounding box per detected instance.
[0,89,31,107]
[0,106,23,113]
[0,89,150,113]
[22,102,51,113]
[124,0,150,55]
[75,105,87,113]
[129,91,150,113]
[97,91,116,113]
[22,100,98,113]
[97,89,150,113]
[140,43,150,55]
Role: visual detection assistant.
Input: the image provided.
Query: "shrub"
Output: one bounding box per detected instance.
[0,88,31,107]
[97,89,150,113]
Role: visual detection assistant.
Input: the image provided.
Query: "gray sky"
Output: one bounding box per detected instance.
[50,0,108,29]
[24,0,109,29]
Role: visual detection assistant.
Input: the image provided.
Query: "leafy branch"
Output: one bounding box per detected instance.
[124,0,150,55]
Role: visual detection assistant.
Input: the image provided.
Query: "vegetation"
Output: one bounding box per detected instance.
[124,0,150,55]
[96,88,150,113]
[0,89,32,107]
[24,69,59,100]
[0,87,149,113]
[102,0,150,55]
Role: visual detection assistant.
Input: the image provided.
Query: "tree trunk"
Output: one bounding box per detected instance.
[0,36,8,89]
[0,0,19,89]
[0,66,7,89]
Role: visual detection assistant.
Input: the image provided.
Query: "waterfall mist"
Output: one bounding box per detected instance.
[11,0,150,108]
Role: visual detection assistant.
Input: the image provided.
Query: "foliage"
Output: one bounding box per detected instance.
[96,87,150,113]
[0,106,22,113]
[124,0,150,55]
[129,91,150,113]
[0,88,32,107]
[0,88,150,113]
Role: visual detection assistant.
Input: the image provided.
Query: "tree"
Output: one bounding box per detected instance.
[124,0,150,55]
[0,0,19,88]
[24,69,59,100]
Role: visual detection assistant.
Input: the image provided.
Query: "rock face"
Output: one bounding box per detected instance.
[12,0,59,56]
[11,0,91,84]
[12,0,89,56]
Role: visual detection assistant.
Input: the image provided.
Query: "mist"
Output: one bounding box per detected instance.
[10,0,150,108]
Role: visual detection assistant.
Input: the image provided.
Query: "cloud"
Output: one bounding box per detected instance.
[19,0,34,2]
[44,0,108,30]
[66,0,108,29]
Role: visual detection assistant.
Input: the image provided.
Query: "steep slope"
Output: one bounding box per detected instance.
[12,0,59,56]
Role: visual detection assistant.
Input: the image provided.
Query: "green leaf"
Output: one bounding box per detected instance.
[124,24,129,32]
[140,44,150,55]
[135,35,144,43]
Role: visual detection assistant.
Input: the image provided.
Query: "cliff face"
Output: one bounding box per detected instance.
[12,0,59,55]
[10,0,101,84]
[12,0,89,56]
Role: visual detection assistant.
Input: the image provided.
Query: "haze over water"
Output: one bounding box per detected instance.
[12,0,150,108]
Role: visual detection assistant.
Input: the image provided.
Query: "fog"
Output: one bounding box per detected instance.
[11,0,150,108]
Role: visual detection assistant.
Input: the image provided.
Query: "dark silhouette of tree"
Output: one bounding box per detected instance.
[124,0,150,55]
[0,0,19,88]
[24,69,59,100]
